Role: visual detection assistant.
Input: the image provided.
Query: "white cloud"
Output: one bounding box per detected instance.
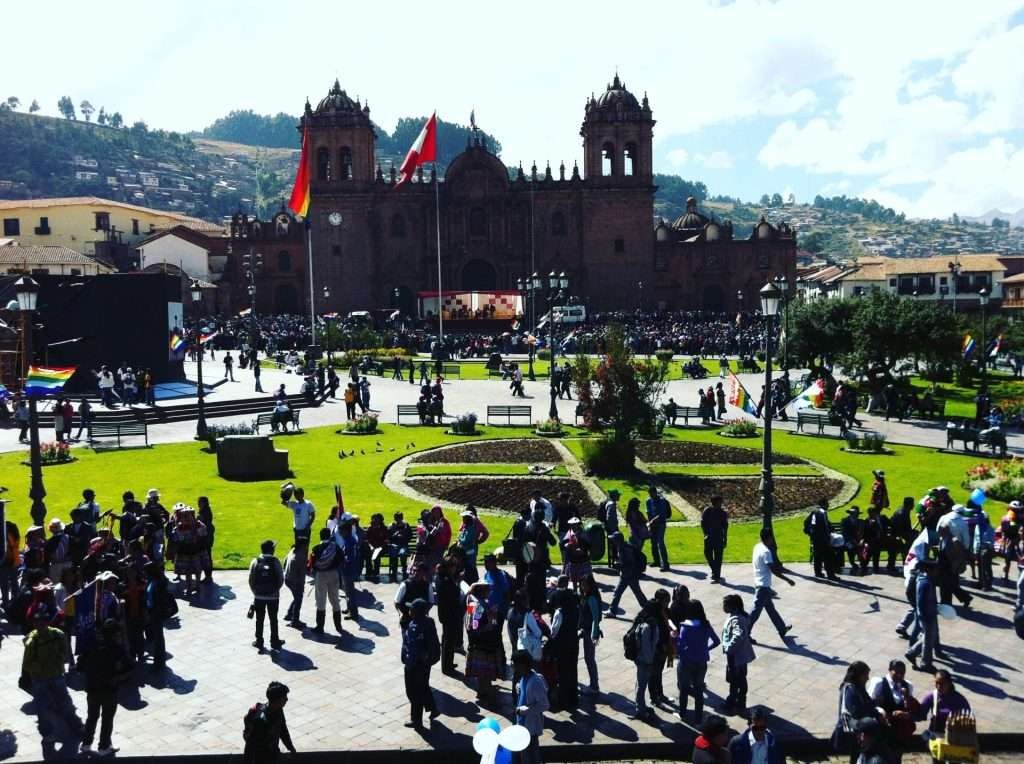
[696,151,734,170]
[667,148,689,167]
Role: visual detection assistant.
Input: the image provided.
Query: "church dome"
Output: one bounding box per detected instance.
[315,79,360,115]
[672,196,709,230]
[595,74,640,110]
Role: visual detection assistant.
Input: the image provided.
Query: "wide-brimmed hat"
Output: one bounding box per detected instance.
[873,469,885,478]
[147,488,160,499]
[568,516,582,525]
[846,507,861,516]
[1010,500,1023,510]
[47,518,63,531]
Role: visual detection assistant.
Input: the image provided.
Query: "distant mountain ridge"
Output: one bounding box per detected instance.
[963,208,1024,228]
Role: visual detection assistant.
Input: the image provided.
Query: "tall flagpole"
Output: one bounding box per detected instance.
[435,161,443,346]
[306,221,316,349]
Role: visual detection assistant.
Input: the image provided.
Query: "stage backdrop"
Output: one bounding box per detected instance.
[0,273,184,391]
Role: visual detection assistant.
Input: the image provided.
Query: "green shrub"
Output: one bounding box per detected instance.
[335,348,412,369]
[537,349,552,361]
[844,431,887,452]
[963,460,1024,502]
[581,437,636,475]
[654,349,674,363]
[535,418,564,434]
[450,413,479,435]
[344,413,379,433]
[207,422,255,451]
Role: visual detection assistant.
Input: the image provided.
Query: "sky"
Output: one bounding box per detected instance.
[5,0,1024,220]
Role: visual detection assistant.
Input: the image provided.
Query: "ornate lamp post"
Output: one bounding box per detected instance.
[948,261,962,315]
[545,271,569,364]
[16,276,46,525]
[517,273,543,381]
[190,279,209,440]
[322,285,333,364]
[758,281,781,533]
[979,286,990,385]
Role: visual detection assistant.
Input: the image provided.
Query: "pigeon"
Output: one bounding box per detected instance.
[410,442,415,448]
[338,451,347,460]
[376,441,382,447]
[360,449,365,455]
[389,447,395,452]
[348,450,355,457]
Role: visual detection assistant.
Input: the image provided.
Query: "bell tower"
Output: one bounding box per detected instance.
[301,79,376,188]
[580,74,654,185]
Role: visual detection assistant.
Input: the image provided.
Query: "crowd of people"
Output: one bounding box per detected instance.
[2,487,215,755]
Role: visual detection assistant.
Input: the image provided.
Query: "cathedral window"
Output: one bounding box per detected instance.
[469,207,487,237]
[624,143,637,176]
[602,142,615,176]
[277,251,292,272]
[317,147,331,181]
[390,213,406,238]
[339,147,353,180]
[551,211,566,236]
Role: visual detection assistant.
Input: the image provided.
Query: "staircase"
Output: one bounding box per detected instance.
[84,393,317,427]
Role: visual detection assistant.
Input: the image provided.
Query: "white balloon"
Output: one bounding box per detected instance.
[479,752,496,764]
[937,603,958,620]
[473,728,499,755]
[497,724,531,752]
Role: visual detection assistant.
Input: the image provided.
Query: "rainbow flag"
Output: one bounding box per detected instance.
[727,372,757,415]
[24,366,76,398]
[199,330,219,345]
[238,307,252,317]
[169,333,186,352]
[989,334,1003,358]
[793,378,826,409]
[962,334,976,359]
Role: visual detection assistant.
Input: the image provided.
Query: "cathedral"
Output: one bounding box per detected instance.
[301,75,795,316]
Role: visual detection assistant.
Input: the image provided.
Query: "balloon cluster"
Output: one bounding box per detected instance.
[473,718,530,764]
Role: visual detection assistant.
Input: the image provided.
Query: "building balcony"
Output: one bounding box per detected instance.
[1000,297,1024,310]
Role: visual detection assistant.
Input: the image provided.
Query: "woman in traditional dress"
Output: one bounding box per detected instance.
[465,582,503,703]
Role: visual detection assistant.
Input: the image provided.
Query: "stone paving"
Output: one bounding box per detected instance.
[1,562,1020,761]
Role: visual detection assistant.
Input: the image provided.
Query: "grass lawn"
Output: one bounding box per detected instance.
[0,422,998,569]
[406,464,569,477]
[907,371,1024,420]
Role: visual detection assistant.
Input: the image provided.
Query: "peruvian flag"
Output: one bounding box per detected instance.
[394,112,437,189]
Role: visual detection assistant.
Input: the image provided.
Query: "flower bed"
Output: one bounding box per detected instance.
[411,439,562,464]
[635,440,804,465]
[405,476,597,516]
[962,459,1024,502]
[534,418,565,437]
[718,419,758,438]
[25,441,76,466]
[842,431,890,454]
[342,413,380,434]
[659,475,847,519]
[206,423,255,451]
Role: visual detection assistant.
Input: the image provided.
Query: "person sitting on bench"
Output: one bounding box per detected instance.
[271,400,293,433]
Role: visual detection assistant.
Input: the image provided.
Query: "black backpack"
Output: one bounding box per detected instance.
[243,702,267,743]
[252,557,278,596]
[623,620,641,661]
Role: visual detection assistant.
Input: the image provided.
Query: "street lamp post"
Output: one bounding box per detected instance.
[546,271,569,364]
[322,285,332,364]
[758,281,781,533]
[948,261,962,315]
[980,286,990,385]
[242,249,263,358]
[190,280,209,440]
[16,277,47,526]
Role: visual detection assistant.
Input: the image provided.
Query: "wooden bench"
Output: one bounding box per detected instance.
[88,421,149,448]
[438,364,461,378]
[796,409,844,435]
[378,539,420,577]
[396,404,422,424]
[487,405,532,426]
[488,368,515,379]
[663,406,707,425]
[253,410,302,434]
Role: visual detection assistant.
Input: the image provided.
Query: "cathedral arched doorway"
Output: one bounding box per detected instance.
[275,284,300,315]
[702,284,724,311]
[462,259,497,291]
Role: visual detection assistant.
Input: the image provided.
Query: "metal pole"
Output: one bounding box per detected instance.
[759,314,775,533]
[196,340,208,440]
[22,312,46,526]
[435,162,443,347]
[981,302,987,385]
[530,175,536,340]
[306,224,316,350]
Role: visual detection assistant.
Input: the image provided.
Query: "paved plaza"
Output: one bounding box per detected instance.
[1,563,1020,761]
[3,358,1023,456]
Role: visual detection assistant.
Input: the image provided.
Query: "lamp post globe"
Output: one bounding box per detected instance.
[757,281,781,532]
[16,276,46,525]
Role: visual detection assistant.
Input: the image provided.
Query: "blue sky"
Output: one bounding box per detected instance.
[4,0,1023,219]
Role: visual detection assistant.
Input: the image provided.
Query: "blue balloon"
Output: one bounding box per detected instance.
[495,746,512,764]
[477,717,502,734]
[970,487,987,506]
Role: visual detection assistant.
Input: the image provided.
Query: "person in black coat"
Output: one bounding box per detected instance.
[546,578,580,711]
[434,556,462,675]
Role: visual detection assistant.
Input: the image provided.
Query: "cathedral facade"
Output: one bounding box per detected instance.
[302,76,795,317]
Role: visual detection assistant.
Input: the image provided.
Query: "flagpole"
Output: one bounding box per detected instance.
[435,161,443,346]
[306,221,317,350]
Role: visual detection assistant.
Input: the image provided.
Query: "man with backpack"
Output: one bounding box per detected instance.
[804,498,840,581]
[248,540,285,652]
[608,532,648,617]
[624,600,661,719]
[401,598,441,730]
[243,681,296,763]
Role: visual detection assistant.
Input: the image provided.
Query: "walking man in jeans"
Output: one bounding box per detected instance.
[248,539,285,652]
[79,618,130,755]
[748,527,794,642]
[608,532,649,616]
[21,607,83,746]
[701,495,729,582]
[646,486,671,572]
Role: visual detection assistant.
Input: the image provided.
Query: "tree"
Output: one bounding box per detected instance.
[2,97,20,111]
[80,100,95,122]
[770,193,784,207]
[786,192,796,205]
[57,96,76,120]
[787,298,857,367]
[130,120,148,136]
[110,111,123,128]
[759,193,771,206]
[572,326,668,473]
[29,99,39,113]
[97,107,107,125]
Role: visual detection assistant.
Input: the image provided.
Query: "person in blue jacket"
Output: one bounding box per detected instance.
[727,706,783,764]
[336,520,362,621]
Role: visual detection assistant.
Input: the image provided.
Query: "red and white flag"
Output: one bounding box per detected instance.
[394,112,437,189]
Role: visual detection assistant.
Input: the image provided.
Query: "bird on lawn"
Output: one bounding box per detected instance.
[338,451,346,459]
[389,447,395,452]
[360,449,365,455]
[348,450,355,457]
